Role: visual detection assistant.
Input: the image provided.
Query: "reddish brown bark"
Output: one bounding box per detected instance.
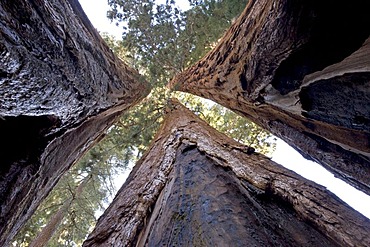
[0,0,149,245]
[83,100,370,247]
[169,0,370,195]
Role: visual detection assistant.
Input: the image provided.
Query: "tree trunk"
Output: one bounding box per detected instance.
[29,175,91,247]
[83,99,370,247]
[29,199,72,247]
[0,0,150,245]
[169,0,370,195]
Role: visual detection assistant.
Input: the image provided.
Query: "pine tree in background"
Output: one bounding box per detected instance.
[13,136,134,247]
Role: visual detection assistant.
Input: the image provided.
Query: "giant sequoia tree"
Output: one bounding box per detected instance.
[2,0,370,246]
[0,0,149,246]
[83,100,370,246]
[170,0,370,195]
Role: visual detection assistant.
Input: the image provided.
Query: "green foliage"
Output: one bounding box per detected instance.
[104,0,263,153]
[107,0,248,82]
[13,135,133,246]
[112,86,169,156]
[183,0,248,64]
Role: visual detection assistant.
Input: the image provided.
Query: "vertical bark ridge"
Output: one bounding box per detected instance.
[84,99,370,247]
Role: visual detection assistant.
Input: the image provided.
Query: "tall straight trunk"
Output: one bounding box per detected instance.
[0,0,149,245]
[29,176,90,247]
[170,0,370,195]
[29,199,72,247]
[83,99,370,247]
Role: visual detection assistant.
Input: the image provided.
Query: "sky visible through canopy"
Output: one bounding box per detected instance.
[78,0,370,219]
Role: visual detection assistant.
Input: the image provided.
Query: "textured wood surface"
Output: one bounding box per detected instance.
[169,0,370,195]
[0,0,149,245]
[84,100,370,247]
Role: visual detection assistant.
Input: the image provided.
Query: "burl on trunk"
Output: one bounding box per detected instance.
[84,100,370,247]
[0,0,149,245]
[170,0,370,195]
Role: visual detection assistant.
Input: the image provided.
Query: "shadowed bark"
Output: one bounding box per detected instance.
[0,0,150,245]
[83,99,370,247]
[169,0,370,195]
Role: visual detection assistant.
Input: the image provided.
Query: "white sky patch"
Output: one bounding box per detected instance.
[79,0,123,39]
[78,0,370,220]
[272,138,370,219]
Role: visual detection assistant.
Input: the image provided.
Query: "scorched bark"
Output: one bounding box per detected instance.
[0,0,149,245]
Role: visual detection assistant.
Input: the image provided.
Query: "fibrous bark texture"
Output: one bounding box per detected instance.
[170,0,370,195]
[0,0,149,245]
[84,100,370,247]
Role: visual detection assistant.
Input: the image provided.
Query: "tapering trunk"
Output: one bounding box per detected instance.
[29,199,72,247]
[169,0,370,195]
[29,176,91,247]
[83,99,370,247]
[0,0,150,245]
